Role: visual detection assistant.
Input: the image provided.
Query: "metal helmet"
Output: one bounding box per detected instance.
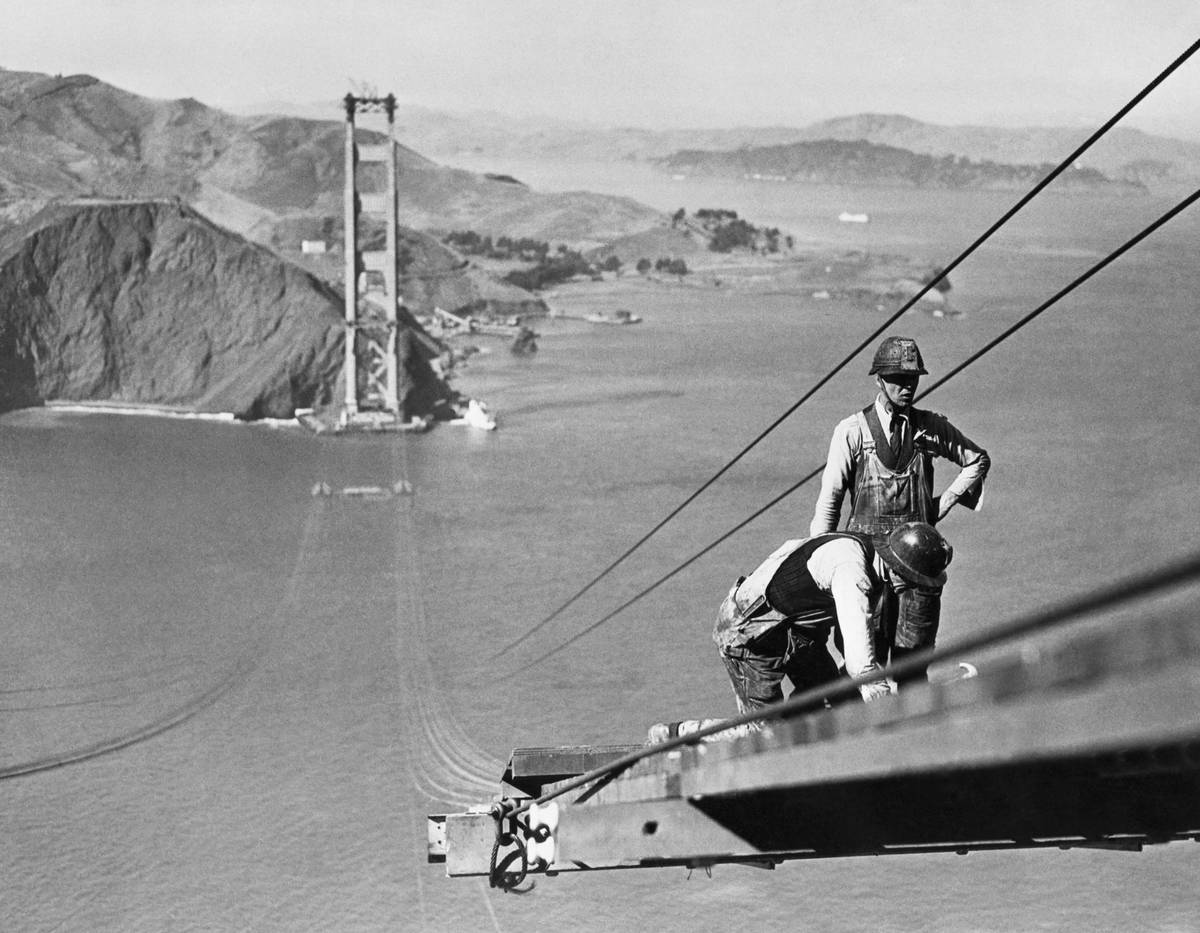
[869,336,928,376]
[877,522,952,587]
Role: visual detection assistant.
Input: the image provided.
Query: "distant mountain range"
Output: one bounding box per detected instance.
[778,114,1200,188]
[0,69,663,252]
[5,69,1198,262]
[243,100,1200,192]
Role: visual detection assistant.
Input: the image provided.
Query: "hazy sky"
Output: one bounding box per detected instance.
[6,0,1200,138]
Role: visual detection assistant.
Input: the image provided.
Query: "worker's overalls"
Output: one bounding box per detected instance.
[845,406,941,676]
[712,533,861,713]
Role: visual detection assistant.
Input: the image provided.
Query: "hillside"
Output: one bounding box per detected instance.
[0,199,453,419]
[658,138,1146,192]
[259,101,1200,191]
[0,69,665,251]
[789,114,1200,188]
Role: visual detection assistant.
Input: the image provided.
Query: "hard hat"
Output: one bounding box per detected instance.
[876,522,952,587]
[869,336,928,376]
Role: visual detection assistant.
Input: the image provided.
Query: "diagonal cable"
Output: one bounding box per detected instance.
[494,37,1200,659]
[503,187,1199,675]
[507,547,1200,815]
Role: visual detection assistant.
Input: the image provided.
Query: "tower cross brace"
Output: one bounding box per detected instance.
[341,93,401,425]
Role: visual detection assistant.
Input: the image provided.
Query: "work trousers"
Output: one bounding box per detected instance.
[719,624,840,715]
[873,569,942,683]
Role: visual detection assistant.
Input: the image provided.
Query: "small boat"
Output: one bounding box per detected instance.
[311,480,414,499]
[449,398,497,431]
[838,211,870,223]
[583,309,642,325]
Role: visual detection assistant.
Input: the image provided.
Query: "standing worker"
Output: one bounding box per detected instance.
[810,336,989,680]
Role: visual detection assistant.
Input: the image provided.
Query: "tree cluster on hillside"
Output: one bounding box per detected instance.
[677,207,788,254]
[654,257,689,275]
[633,257,689,276]
[440,227,694,290]
[443,230,552,262]
[695,208,739,223]
[502,245,595,291]
[921,265,952,293]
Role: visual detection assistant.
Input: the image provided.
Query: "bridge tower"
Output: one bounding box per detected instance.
[341,93,401,426]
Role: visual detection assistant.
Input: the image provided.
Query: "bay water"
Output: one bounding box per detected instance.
[4,165,1198,931]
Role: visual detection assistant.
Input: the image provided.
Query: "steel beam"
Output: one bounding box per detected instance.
[502,745,642,797]
[430,604,1200,878]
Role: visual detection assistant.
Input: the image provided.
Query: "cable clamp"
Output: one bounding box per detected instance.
[488,798,533,893]
[525,801,559,869]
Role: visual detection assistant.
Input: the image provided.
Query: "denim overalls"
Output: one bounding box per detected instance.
[846,406,941,665]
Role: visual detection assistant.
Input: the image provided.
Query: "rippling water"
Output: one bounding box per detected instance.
[4,171,1199,931]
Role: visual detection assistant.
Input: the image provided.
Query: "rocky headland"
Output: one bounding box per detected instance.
[0,198,453,419]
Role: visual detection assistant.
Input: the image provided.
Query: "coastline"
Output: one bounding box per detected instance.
[36,400,302,431]
[19,246,942,430]
[441,244,950,392]
[44,400,239,421]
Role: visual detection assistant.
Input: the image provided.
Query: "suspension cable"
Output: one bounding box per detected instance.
[494,37,1200,659]
[502,186,1200,675]
[505,548,1200,817]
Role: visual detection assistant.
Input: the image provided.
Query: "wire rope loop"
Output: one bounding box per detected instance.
[488,830,531,892]
[488,799,538,892]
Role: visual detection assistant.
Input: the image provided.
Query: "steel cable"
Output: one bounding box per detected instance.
[509,547,1200,816]
[504,185,1200,675]
[493,37,1200,660]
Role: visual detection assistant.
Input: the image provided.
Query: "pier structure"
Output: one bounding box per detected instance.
[341,93,401,427]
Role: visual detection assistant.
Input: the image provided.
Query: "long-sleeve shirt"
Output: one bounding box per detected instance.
[805,536,880,683]
[810,395,990,537]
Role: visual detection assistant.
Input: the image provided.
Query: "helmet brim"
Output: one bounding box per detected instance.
[876,541,947,587]
[870,364,929,376]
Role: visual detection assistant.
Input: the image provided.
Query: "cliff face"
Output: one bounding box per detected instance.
[0,199,452,419]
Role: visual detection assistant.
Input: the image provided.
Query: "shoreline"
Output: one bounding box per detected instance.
[440,245,953,402]
[44,400,239,420]
[32,400,306,430]
[20,248,941,430]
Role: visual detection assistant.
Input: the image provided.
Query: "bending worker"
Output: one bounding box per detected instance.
[811,336,989,679]
[713,525,952,712]
[647,525,952,743]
